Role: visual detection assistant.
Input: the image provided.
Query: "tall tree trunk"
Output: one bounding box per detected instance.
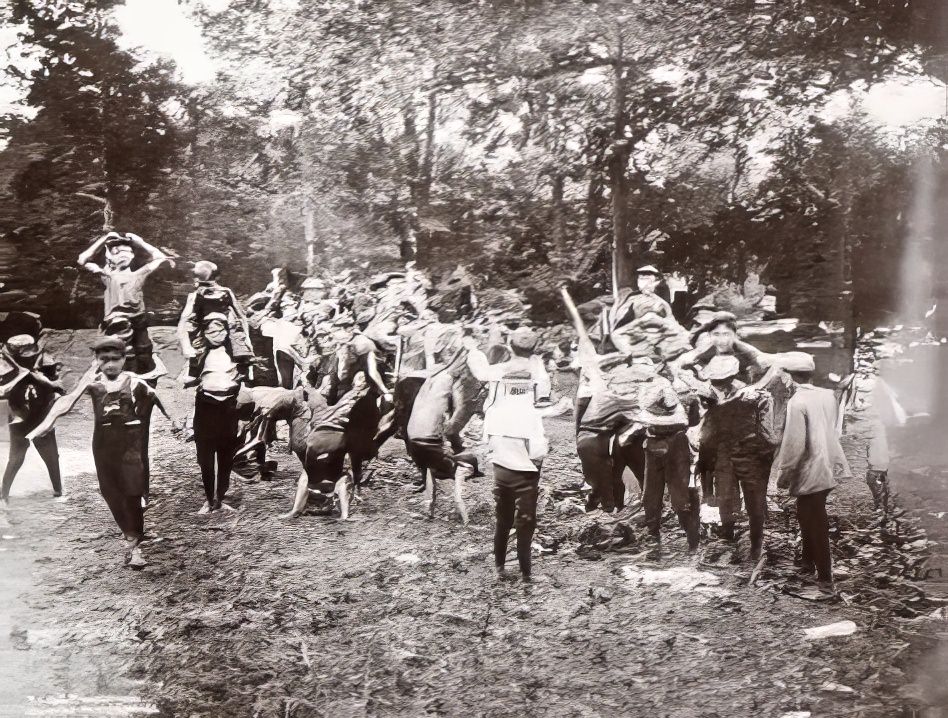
[302,195,318,275]
[400,101,420,261]
[550,172,567,255]
[419,91,437,208]
[609,50,633,292]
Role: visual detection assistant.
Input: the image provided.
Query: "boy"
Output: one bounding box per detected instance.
[697,354,779,560]
[465,327,552,582]
[406,356,481,524]
[282,373,372,520]
[78,232,173,374]
[26,336,170,568]
[191,314,245,513]
[772,360,851,593]
[0,335,65,505]
[178,261,253,385]
[638,383,699,549]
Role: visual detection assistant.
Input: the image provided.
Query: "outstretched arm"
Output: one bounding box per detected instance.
[0,364,30,399]
[25,363,96,440]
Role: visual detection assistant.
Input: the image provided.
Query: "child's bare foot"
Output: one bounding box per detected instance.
[128,546,147,569]
[217,501,236,513]
[197,501,211,515]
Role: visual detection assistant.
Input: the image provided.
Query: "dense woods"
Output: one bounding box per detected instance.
[1,0,946,326]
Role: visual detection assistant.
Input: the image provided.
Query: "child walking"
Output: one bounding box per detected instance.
[27,337,170,568]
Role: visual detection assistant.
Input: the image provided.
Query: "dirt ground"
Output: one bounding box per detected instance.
[1,329,946,718]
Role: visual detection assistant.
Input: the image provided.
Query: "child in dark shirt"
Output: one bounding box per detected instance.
[0,334,65,505]
[178,261,253,385]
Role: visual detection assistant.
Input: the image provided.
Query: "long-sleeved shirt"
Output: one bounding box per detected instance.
[698,383,779,472]
[467,348,551,471]
[772,384,852,496]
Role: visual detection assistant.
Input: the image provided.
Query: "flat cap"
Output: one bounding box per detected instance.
[92,335,127,353]
[6,334,38,356]
[509,326,538,352]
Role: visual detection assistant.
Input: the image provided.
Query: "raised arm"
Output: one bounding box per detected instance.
[77,235,109,273]
[464,346,505,383]
[126,233,173,273]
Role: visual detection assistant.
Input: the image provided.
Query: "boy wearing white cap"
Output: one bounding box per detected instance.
[464,327,552,581]
[772,360,851,593]
[0,334,65,504]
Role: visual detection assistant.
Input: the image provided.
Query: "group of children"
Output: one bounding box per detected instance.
[0,234,853,590]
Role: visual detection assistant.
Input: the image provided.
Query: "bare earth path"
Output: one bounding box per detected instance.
[0,330,946,717]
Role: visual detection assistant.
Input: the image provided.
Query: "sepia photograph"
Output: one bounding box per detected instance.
[0,0,947,715]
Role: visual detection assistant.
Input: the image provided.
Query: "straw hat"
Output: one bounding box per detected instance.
[637,384,688,427]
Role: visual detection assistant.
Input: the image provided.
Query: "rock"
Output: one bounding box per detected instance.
[803,620,858,640]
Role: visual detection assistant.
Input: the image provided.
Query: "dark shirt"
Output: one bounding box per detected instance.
[1,359,59,428]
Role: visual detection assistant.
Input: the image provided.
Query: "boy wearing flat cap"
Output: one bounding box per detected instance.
[27,336,171,568]
[0,334,65,505]
[78,232,173,374]
[464,327,554,581]
[697,354,779,561]
[772,358,851,594]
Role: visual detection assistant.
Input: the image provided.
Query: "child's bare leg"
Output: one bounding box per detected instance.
[281,471,310,519]
[336,472,351,520]
[454,474,469,526]
[425,469,436,518]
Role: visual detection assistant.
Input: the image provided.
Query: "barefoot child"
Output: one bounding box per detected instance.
[27,337,170,568]
[191,313,246,513]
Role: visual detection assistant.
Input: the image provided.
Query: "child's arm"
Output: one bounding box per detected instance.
[178,292,198,356]
[25,363,96,440]
[77,235,108,273]
[227,288,253,349]
[127,233,173,273]
[0,364,30,399]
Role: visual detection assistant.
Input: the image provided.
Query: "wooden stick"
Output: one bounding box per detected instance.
[560,287,605,387]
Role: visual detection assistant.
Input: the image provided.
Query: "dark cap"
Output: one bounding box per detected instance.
[103,232,132,248]
[92,335,127,354]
